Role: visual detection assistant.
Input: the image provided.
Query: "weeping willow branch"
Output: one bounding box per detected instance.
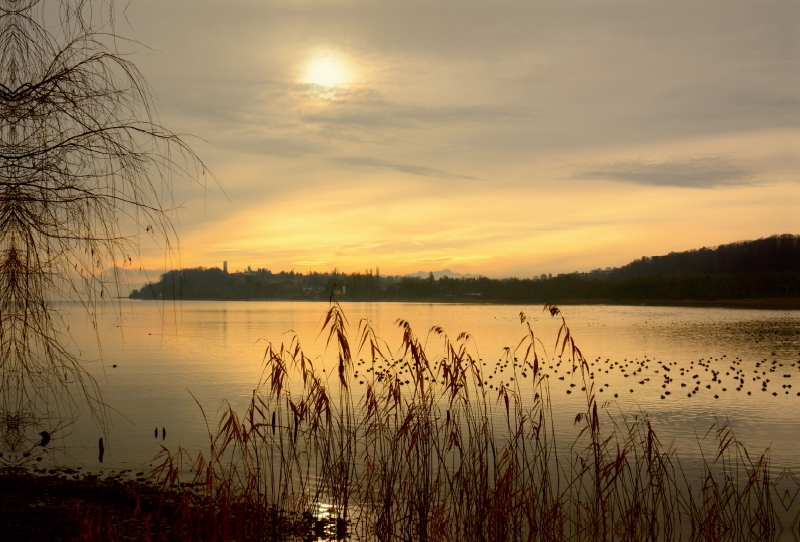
[0,0,212,457]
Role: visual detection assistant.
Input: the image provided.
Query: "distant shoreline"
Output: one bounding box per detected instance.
[130,240,800,309]
[127,297,800,310]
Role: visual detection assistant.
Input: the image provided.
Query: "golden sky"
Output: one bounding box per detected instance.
[125,0,798,278]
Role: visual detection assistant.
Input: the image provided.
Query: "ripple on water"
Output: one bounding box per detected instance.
[59,302,799,473]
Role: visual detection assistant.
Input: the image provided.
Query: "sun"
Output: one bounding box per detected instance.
[305,57,347,88]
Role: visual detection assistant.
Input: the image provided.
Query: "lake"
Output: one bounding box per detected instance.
[57,301,800,475]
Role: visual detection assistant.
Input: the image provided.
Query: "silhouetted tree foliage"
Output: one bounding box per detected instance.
[612,235,800,278]
[0,0,207,459]
[131,235,800,304]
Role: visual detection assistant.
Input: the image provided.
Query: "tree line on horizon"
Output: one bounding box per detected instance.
[129,234,800,303]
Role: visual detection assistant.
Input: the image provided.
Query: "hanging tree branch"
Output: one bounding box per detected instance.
[0,0,213,458]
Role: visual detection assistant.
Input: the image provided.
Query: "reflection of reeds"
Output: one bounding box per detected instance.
[139,303,776,541]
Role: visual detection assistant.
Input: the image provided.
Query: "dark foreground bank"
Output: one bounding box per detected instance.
[0,468,344,541]
[0,467,162,541]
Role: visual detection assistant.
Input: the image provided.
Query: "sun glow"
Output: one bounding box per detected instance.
[305,57,347,87]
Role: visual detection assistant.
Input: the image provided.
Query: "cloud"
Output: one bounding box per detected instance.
[575,156,755,188]
[301,101,520,132]
[125,0,800,276]
[331,156,476,179]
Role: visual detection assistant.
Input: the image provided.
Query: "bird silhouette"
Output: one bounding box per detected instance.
[37,431,51,448]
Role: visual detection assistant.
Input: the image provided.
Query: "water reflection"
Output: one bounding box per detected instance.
[58,302,800,474]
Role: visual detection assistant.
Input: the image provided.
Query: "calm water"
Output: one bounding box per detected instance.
[57,301,800,474]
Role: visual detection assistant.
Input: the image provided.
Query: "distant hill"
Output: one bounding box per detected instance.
[611,235,799,278]
[130,235,800,305]
[405,269,481,280]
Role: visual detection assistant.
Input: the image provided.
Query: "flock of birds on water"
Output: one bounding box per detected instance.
[346,319,800,403]
[349,353,800,400]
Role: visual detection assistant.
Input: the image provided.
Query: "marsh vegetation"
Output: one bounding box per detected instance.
[112,302,781,542]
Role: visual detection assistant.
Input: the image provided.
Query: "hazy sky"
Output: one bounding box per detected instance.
[125,0,798,277]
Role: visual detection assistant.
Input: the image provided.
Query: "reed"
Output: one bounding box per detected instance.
[96,302,777,541]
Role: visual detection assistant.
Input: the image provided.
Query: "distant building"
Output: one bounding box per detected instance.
[223,261,227,273]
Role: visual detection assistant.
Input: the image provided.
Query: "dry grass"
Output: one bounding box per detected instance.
[81,302,777,541]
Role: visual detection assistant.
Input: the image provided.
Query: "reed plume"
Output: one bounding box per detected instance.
[141,302,778,541]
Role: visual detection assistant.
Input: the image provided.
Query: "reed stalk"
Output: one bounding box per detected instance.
[134,302,778,542]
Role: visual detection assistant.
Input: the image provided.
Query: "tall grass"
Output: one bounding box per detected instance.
[136,302,776,541]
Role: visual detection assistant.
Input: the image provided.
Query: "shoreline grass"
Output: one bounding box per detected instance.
[137,302,777,541]
[9,302,780,541]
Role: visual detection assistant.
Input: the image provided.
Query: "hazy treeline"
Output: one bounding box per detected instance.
[130,235,800,302]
